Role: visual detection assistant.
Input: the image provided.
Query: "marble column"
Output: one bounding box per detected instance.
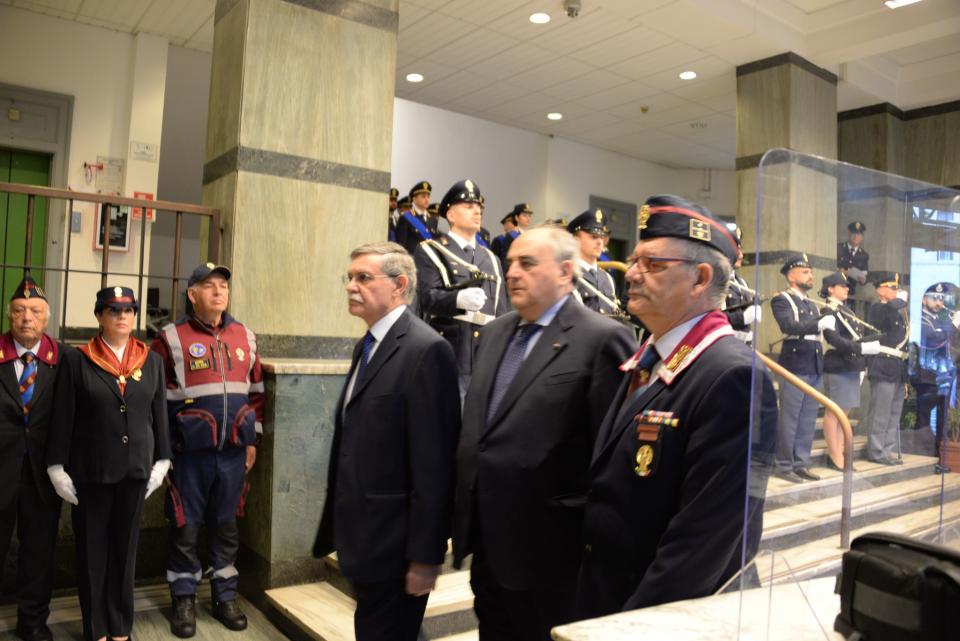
[201,0,399,597]
[735,52,838,353]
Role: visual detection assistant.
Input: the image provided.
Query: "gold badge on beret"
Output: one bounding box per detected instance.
[689,219,711,242]
[465,179,475,193]
[802,253,808,263]
[638,204,650,231]
[24,289,30,299]
[595,209,603,222]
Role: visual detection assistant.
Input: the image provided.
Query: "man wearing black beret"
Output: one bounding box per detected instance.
[576,194,777,618]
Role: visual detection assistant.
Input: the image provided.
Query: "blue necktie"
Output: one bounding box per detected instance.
[355,332,375,384]
[487,324,542,424]
[19,352,36,424]
[627,346,661,398]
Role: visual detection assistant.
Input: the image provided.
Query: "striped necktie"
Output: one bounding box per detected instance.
[19,352,37,423]
[487,324,542,424]
[626,346,661,397]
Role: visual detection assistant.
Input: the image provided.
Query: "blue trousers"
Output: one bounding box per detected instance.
[165,448,247,602]
[776,373,821,472]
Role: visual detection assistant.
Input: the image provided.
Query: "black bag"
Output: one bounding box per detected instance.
[834,532,960,640]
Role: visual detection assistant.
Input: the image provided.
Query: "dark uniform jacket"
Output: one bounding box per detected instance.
[47,347,171,484]
[414,233,509,375]
[915,308,952,386]
[452,297,635,590]
[723,273,753,340]
[866,299,908,383]
[395,208,436,256]
[313,309,461,582]
[0,333,65,508]
[771,288,823,376]
[822,301,867,373]
[575,263,619,316]
[491,230,520,263]
[837,243,869,296]
[576,311,778,616]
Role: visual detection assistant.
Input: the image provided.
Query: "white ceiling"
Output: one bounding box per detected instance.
[5,0,960,170]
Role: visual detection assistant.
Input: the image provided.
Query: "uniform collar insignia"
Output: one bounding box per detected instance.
[657,311,734,386]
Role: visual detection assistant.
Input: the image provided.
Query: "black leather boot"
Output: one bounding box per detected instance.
[170,595,197,638]
[213,599,248,631]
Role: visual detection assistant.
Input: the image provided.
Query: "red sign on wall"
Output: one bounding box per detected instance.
[132,191,155,221]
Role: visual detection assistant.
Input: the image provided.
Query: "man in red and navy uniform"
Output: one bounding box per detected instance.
[151,263,264,638]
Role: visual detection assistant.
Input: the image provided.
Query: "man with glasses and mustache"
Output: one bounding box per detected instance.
[314,242,460,641]
[574,195,777,619]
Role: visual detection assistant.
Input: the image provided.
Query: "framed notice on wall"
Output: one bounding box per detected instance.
[93,204,131,252]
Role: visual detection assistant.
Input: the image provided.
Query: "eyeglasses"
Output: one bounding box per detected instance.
[626,255,699,274]
[342,272,395,285]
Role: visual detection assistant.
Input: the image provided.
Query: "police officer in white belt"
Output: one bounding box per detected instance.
[414,179,509,397]
[771,253,836,483]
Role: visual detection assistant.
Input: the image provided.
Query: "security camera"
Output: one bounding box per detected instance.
[563,0,581,18]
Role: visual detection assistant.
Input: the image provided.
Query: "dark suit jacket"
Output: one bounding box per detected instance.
[452,297,635,590]
[576,320,778,617]
[0,334,67,508]
[47,347,171,484]
[771,289,823,375]
[867,299,908,383]
[313,308,461,583]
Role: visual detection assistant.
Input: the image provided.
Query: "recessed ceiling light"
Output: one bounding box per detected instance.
[405,73,424,83]
[884,0,922,8]
[529,12,551,24]
[679,70,697,80]
[547,112,563,121]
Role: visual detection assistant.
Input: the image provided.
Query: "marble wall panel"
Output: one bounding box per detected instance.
[736,65,790,158]
[205,0,247,162]
[788,66,836,159]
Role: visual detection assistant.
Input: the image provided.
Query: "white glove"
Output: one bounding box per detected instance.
[145,459,172,499]
[47,464,78,505]
[860,371,866,385]
[456,287,486,312]
[743,305,762,325]
[817,315,837,332]
[951,311,960,329]
[896,290,908,302]
[860,340,882,356]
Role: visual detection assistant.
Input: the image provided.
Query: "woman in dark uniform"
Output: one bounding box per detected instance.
[820,273,880,470]
[46,286,171,641]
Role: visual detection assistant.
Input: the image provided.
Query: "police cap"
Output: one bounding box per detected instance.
[567,209,609,236]
[500,212,517,225]
[510,203,532,218]
[819,271,848,298]
[873,271,900,289]
[95,286,139,314]
[438,179,483,219]
[389,187,399,200]
[409,181,432,198]
[848,221,866,234]
[639,194,739,264]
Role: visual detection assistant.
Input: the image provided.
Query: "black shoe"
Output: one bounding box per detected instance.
[15,623,53,641]
[774,469,805,483]
[213,600,248,632]
[935,463,952,474]
[170,595,197,638]
[826,459,848,472]
[869,456,898,466]
[795,467,821,481]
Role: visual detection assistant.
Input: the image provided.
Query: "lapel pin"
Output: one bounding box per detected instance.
[552,342,562,350]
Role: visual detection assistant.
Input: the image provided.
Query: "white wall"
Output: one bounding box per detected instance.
[391,98,736,233]
[0,6,167,328]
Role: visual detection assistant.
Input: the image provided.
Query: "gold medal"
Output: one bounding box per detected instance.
[131,369,142,381]
[118,375,126,384]
[635,445,654,477]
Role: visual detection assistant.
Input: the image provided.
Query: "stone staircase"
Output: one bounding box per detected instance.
[265,422,958,641]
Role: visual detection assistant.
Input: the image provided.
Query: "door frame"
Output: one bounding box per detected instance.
[0,83,74,334]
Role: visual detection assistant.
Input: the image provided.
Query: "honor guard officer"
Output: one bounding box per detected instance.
[415,180,508,398]
[388,187,400,242]
[915,283,958,472]
[771,254,835,483]
[0,276,68,641]
[864,272,909,466]
[567,209,620,316]
[395,181,434,255]
[837,221,869,298]
[491,213,519,263]
[499,203,533,262]
[575,195,778,618]
[722,224,761,344]
[151,263,265,638]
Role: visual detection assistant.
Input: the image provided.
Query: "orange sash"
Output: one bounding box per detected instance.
[78,335,149,395]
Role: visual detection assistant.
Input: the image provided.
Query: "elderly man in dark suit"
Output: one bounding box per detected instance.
[452,226,635,641]
[575,195,778,618]
[314,242,461,641]
[0,276,67,641]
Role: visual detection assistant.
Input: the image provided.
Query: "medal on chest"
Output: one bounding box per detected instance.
[634,410,679,477]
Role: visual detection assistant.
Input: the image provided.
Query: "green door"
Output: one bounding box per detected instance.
[0,148,51,332]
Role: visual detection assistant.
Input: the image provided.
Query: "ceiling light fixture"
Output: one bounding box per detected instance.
[884,0,922,8]
[679,70,697,80]
[529,12,551,24]
[405,73,424,83]
[547,112,563,121]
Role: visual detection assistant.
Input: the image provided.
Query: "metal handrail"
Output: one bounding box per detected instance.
[0,181,221,337]
[598,258,853,549]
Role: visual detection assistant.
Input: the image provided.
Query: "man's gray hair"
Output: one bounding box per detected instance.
[524,226,581,278]
[671,238,732,307]
[350,241,417,304]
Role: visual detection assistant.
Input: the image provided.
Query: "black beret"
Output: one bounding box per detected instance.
[780,252,812,275]
[638,194,739,263]
[409,181,431,198]
[10,274,46,303]
[567,209,609,235]
[95,285,139,313]
[848,221,866,234]
[438,179,483,219]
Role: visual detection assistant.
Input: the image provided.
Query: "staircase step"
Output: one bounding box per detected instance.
[759,497,960,585]
[761,465,960,550]
[265,570,476,641]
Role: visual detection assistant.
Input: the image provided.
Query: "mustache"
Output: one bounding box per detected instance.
[348,294,364,303]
